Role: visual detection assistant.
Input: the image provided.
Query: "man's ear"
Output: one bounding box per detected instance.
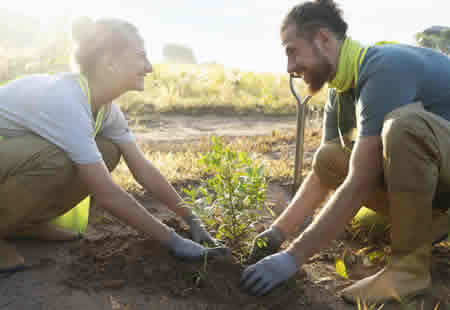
[313,28,333,53]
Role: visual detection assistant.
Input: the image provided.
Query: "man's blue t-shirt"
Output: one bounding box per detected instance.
[324,44,450,141]
[356,44,450,136]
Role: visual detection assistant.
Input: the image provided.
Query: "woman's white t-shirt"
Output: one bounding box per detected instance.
[0,73,135,164]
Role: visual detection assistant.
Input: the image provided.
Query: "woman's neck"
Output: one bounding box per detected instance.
[86,74,121,113]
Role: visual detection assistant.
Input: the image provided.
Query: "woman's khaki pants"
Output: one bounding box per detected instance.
[0,135,121,238]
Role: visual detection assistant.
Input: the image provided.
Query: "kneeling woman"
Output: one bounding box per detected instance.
[0,17,222,273]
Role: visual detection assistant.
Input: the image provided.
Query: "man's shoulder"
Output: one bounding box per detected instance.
[361,43,444,72]
[356,44,430,91]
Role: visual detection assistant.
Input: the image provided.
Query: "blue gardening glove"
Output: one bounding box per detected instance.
[184,213,218,246]
[248,226,285,264]
[241,251,298,296]
[164,229,232,261]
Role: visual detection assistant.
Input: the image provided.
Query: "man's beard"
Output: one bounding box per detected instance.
[305,51,333,96]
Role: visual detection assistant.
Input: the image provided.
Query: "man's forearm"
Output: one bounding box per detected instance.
[272,171,330,238]
[285,179,367,264]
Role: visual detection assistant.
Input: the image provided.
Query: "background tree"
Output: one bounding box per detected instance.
[163,43,197,64]
[0,9,39,49]
[416,25,450,55]
[0,10,71,81]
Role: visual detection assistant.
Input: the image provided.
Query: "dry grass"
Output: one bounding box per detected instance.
[117,63,328,117]
[111,127,318,194]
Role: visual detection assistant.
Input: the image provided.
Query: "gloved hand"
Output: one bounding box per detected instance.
[164,229,232,261]
[248,226,285,264]
[183,213,218,246]
[164,229,206,260]
[241,251,298,296]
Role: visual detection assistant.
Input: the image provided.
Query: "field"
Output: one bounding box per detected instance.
[1,64,449,310]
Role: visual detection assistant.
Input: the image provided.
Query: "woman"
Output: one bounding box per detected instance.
[0,17,222,273]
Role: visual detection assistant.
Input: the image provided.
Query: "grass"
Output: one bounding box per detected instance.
[2,52,328,117]
[111,129,306,194]
[116,63,328,117]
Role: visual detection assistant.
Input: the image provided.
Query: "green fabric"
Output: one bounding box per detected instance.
[328,37,365,92]
[50,196,90,233]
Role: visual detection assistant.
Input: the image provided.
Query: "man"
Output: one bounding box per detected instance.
[241,0,450,303]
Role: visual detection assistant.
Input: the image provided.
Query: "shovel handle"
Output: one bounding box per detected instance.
[289,76,311,197]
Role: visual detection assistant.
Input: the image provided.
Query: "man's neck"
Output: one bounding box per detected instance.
[329,39,345,82]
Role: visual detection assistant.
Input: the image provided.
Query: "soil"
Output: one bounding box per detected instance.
[1,114,449,310]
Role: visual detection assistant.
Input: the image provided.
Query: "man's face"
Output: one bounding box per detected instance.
[281,23,333,95]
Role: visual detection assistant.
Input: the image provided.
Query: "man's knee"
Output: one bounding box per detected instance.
[381,103,438,156]
[382,108,440,192]
[382,110,423,153]
[312,142,350,189]
[96,137,121,172]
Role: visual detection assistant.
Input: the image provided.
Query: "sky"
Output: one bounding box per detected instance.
[5,0,450,73]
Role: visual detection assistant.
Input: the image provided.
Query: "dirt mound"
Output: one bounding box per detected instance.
[63,221,331,310]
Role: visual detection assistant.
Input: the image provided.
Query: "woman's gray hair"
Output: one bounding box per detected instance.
[71,16,139,75]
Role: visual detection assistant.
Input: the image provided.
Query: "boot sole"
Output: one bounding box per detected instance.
[341,287,428,305]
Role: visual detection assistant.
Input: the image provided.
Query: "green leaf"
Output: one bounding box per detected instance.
[367,250,384,263]
[256,238,268,248]
[266,206,276,217]
[335,258,349,279]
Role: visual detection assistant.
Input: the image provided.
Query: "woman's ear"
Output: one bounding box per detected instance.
[100,53,117,74]
[106,58,117,73]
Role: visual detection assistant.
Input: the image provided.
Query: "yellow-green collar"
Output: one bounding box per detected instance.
[328,37,365,93]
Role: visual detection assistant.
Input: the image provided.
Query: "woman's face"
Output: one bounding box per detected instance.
[113,34,153,93]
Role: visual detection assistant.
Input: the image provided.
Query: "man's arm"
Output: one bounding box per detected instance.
[286,135,383,263]
[118,141,191,218]
[272,171,330,238]
[241,135,383,295]
[272,88,356,238]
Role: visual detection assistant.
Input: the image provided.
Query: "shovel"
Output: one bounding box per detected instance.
[289,75,312,197]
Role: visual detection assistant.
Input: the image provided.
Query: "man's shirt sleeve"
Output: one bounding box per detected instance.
[357,48,424,137]
[323,88,357,143]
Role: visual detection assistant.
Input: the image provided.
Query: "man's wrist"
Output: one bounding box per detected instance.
[279,251,299,270]
[285,247,305,268]
[161,228,177,248]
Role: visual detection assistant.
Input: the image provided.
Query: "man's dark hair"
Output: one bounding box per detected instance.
[281,0,348,41]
